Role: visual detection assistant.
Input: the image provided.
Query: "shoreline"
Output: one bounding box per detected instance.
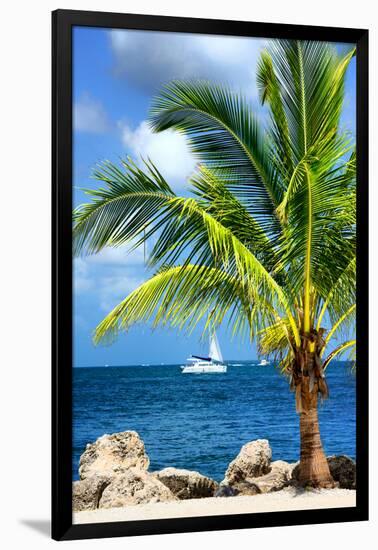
[73,487,356,524]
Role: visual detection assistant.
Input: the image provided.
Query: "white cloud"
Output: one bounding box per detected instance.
[74,258,93,292]
[98,274,143,312]
[74,247,145,312]
[86,246,145,267]
[119,120,197,187]
[196,34,258,66]
[109,30,262,95]
[74,93,110,134]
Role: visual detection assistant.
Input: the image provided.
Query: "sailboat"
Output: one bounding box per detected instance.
[181,332,227,374]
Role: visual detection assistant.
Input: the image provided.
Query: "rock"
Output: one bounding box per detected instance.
[289,461,300,476]
[154,467,218,499]
[291,463,300,482]
[224,462,292,496]
[79,431,149,480]
[232,481,261,496]
[99,468,177,508]
[72,475,110,511]
[249,460,293,493]
[214,485,239,497]
[224,440,272,484]
[327,455,356,489]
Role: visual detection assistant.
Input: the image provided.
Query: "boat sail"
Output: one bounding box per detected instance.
[209,332,223,363]
[181,332,227,373]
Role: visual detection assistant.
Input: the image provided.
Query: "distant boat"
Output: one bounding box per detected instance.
[105,364,109,367]
[258,358,270,366]
[181,332,227,374]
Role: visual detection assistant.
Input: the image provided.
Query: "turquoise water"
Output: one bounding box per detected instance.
[73,361,355,481]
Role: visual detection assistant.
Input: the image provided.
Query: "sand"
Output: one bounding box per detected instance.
[73,487,356,524]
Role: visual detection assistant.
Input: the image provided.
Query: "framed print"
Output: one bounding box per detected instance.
[52,9,368,541]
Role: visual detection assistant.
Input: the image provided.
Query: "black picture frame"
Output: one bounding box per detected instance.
[52,9,369,541]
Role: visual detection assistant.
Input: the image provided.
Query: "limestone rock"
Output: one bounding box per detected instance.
[154,467,218,499]
[224,440,272,484]
[72,475,110,511]
[79,431,149,480]
[327,455,356,489]
[249,460,293,493]
[291,463,300,482]
[232,480,261,496]
[214,485,239,497]
[224,462,291,496]
[99,468,177,508]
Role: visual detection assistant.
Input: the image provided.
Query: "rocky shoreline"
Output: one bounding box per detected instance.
[73,430,356,512]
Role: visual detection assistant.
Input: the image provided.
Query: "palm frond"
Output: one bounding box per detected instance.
[320,304,356,358]
[257,49,294,179]
[268,40,355,160]
[277,137,354,303]
[323,339,356,370]
[257,318,296,374]
[149,80,283,235]
[73,158,175,256]
[316,257,356,329]
[186,166,284,274]
[94,264,271,345]
[258,318,294,354]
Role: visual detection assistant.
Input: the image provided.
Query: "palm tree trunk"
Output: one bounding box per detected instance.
[297,376,335,487]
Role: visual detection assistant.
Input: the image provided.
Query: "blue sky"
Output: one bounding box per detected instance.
[73,27,356,367]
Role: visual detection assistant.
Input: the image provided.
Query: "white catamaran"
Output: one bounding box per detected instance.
[181,332,227,374]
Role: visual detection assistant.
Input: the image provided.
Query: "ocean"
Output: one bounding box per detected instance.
[73,361,355,482]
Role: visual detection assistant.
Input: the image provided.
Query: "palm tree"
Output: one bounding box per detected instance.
[73,40,356,487]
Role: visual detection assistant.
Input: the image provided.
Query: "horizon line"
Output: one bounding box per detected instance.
[73,358,352,369]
